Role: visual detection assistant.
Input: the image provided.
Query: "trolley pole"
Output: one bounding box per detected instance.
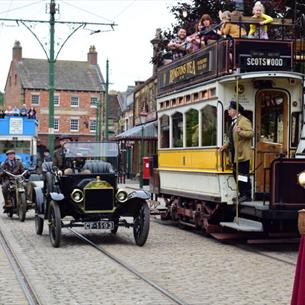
[105,59,109,140]
[48,0,56,154]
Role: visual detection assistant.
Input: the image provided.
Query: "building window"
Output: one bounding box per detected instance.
[90,97,98,107]
[89,119,96,132]
[70,96,79,107]
[31,94,40,105]
[70,119,79,132]
[54,118,59,131]
[54,95,60,106]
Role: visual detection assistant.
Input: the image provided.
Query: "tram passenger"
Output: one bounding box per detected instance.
[19,104,28,117]
[27,107,36,119]
[0,150,25,209]
[219,101,253,202]
[0,109,5,118]
[185,23,202,53]
[219,10,247,39]
[5,106,14,116]
[12,106,20,116]
[167,28,188,61]
[248,1,273,39]
[199,14,221,46]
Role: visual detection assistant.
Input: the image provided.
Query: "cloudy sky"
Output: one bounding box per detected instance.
[0,0,185,92]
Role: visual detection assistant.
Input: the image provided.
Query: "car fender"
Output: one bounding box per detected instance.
[50,192,64,201]
[127,190,150,201]
[34,186,44,213]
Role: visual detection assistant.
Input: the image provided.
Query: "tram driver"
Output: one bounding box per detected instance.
[219,101,254,203]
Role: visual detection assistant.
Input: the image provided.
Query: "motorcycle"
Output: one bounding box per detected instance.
[2,169,28,221]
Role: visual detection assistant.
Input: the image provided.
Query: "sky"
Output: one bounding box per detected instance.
[0,0,184,92]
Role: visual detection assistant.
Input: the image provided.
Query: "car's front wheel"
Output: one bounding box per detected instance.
[133,201,150,246]
[48,200,61,247]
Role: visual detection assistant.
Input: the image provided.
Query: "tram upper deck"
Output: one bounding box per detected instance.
[157,33,304,97]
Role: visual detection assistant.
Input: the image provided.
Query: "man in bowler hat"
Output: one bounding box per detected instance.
[219,101,254,202]
[53,135,72,174]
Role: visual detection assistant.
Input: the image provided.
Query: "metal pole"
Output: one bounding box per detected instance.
[98,93,102,141]
[235,72,240,224]
[105,59,109,140]
[139,125,144,189]
[48,0,55,154]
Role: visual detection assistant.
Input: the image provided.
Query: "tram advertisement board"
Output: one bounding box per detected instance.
[235,40,292,72]
[157,42,227,95]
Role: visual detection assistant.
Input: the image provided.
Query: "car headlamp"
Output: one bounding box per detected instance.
[71,189,84,203]
[115,189,128,203]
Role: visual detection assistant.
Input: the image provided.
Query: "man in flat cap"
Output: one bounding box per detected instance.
[219,101,254,202]
[53,135,73,174]
[0,150,25,208]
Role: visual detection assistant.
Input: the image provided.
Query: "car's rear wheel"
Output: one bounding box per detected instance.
[18,193,27,222]
[48,200,61,247]
[133,201,150,246]
[35,213,44,235]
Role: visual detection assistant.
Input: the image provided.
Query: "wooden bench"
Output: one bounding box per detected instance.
[230,16,293,26]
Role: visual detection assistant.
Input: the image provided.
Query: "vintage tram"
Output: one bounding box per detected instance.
[151,20,305,239]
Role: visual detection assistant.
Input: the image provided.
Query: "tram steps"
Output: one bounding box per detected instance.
[220,217,263,232]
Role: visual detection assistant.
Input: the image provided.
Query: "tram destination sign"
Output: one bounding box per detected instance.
[235,40,293,72]
[240,55,291,72]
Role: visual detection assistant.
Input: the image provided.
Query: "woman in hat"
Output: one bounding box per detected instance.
[219,101,254,202]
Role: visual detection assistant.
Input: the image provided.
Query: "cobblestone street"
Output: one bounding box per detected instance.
[0,185,299,305]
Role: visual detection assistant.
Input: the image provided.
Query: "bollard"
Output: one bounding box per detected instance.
[298,209,305,235]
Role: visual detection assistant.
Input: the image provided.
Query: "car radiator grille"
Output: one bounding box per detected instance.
[84,188,114,211]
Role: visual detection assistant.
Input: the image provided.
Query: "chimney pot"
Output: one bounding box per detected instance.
[13,40,22,61]
[88,45,98,65]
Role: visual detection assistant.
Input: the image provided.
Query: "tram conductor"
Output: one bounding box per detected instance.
[219,101,254,202]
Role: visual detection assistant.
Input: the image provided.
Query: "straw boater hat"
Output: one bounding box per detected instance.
[6,149,15,155]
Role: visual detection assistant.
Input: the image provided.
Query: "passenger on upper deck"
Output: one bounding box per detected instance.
[185,23,202,53]
[167,28,188,61]
[0,109,5,119]
[199,14,221,46]
[19,104,28,117]
[5,106,13,116]
[27,107,36,119]
[248,1,273,39]
[12,106,20,116]
[219,10,247,39]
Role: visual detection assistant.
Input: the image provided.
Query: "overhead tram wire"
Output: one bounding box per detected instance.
[0,0,42,15]
[61,0,114,23]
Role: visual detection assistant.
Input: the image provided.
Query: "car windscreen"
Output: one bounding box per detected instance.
[63,142,119,158]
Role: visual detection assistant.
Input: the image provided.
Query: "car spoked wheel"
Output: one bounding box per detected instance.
[133,201,150,246]
[48,200,61,248]
[18,193,27,222]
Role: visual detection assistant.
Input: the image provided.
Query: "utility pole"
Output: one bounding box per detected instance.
[104,59,109,140]
[48,0,56,153]
[0,0,117,153]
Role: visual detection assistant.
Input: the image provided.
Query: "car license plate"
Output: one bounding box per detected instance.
[84,220,114,230]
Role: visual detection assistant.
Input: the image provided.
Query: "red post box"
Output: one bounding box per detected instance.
[143,156,152,181]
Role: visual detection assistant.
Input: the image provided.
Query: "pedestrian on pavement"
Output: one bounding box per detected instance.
[219,101,254,202]
[0,150,25,209]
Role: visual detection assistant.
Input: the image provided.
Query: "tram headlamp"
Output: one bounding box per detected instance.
[298,171,305,188]
[71,189,84,203]
[115,189,128,203]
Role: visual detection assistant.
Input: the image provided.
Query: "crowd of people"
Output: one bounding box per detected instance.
[167,1,273,61]
[0,104,36,119]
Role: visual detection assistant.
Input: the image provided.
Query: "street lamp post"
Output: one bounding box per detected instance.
[139,110,148,189]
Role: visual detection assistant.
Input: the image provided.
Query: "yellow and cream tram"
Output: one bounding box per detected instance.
[151,23,305,238]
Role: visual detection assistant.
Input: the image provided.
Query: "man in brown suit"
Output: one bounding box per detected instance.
[53,135,72,173]
[0,150,25,208]
[219,101,254,202]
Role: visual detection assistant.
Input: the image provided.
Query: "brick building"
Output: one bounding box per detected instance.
[4,41,105,149]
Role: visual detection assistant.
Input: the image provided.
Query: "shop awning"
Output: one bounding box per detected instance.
[115,121,157,140]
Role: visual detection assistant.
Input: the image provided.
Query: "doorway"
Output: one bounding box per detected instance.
[255,90,288,194]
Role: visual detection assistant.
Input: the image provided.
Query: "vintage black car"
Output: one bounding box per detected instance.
[32,141,150,247]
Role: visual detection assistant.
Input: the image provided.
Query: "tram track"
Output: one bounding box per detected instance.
[0,230,42,305]
[68,228,188,305]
